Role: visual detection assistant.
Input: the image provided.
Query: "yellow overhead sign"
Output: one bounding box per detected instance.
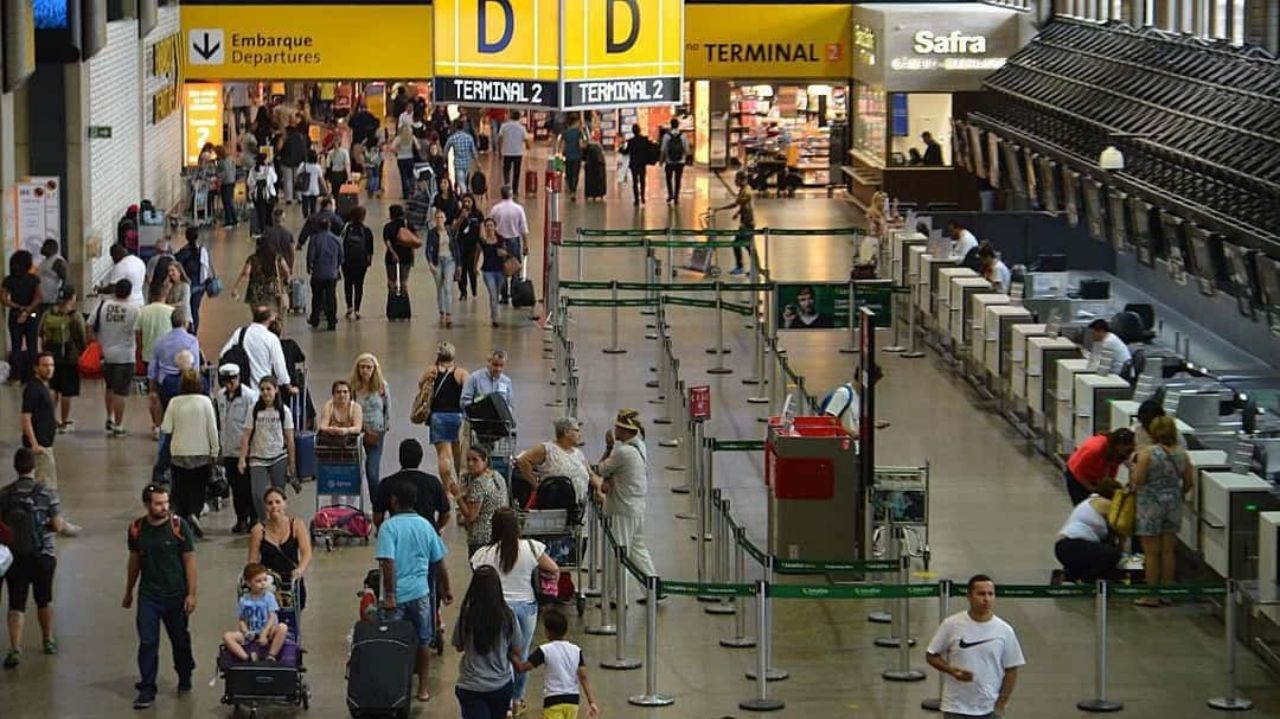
[684,4,850,79]
[433,0,683,110]
[180,4,432,80]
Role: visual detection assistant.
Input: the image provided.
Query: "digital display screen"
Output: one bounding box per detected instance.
[1002,142,1025,202]
[1127,197,1154,267]
[34,0,68,29]
[967,125,985,179]
[1106,189,1128,252]
[1256,255,1280,336]
[1036,156,1058,213]
[1221,242,1256,320]
[1186,223,1217,295]
[1061,169,1080,228]
[1082,177,1105,241]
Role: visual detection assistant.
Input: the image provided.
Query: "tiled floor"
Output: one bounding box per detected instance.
[1,149,1277,717]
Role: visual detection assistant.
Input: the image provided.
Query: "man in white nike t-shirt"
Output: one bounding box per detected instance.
[926,574,1025,718]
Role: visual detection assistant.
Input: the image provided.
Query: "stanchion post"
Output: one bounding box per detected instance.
[748,316,770,403]
[566,374,579,421]
[708,281,734,373]
[882,546,926,682]
[648,302,666,395]
[1077,580,1122,712]
[584,504,602,598]
[628,574,674,707]
[1207,579,1253,711]
[695,437,711,582]
[666,227,676,279]
[707,495,735,614]
[674,418,698,510]
[585,516,617,636]
[603,280,626,354]
[903,269,925,359]
[642,239,657,318]
[745,555,789,682]
[840,278,859,354]
[601,540,641,670]
[875,525,913,648]
[576,230,584,282]
[721,524,757,649]
[738,579,785,713]
[921,579,950,711]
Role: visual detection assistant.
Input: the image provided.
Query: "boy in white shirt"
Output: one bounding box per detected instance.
[927,574,1025,718]
[515,608,598,718]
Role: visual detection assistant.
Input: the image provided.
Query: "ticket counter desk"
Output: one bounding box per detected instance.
[967,293,1009,369]
[1073,374,1133,444]
[1026,337,1080,429]
[986,305,1034,380]
[1052,359,1093,454]
[931,265,973,336]
[948,278,995,351]
[765,416,861,562]
[887,229,928,288]
[1009,324,1049,405]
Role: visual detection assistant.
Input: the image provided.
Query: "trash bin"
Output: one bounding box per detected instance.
[765,416,861,562]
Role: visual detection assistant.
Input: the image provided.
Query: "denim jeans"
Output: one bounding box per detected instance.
[564,159,582,195]
[434,256,457,316]
[483,271,503,322]
[189,286,205,334]
[366,163,383,197]
[456,682,514,719]
[135,594,195,697]
[220,180,238,225]
[509,599,539,700]
[363,434,384,501]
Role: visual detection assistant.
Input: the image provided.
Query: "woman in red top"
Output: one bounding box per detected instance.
[1064,428,1135,505]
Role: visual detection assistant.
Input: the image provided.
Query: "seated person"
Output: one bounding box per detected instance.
[222,563,289,662]
[1052,479,1123,584]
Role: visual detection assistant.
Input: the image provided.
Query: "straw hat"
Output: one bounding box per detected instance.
[614,408,642,432]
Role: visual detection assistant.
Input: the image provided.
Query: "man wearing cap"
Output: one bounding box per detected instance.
[215,363,259,532]
[595,409,658,597]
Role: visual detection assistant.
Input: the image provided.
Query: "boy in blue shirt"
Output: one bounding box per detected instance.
[377,477,452,702]
[222,563,288,662]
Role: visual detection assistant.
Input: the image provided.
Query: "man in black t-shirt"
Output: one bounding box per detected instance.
[374,439,451,531]
[21,353,59,488]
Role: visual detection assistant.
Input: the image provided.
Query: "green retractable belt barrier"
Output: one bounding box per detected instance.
[768,583,940,600]
[660,580,757,598]
[712,440,765,452]
[773,558,899,574]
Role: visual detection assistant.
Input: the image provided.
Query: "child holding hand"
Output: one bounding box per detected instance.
[515,608,599,718]
[223,563,288,662]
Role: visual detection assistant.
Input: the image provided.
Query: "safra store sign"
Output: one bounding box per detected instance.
[891,30,1006,71]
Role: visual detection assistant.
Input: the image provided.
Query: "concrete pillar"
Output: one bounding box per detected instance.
[0,89,13,352]
[63,63,94,294]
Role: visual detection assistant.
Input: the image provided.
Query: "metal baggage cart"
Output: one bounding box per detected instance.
[465,402,517,493]
[519,497,587,617]
[682,209,723,278]
[311,434,366,551]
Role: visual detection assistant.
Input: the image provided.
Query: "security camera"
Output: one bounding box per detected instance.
[1098,146,1124,172]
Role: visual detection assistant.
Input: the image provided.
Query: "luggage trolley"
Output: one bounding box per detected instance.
[682,209,723,278]
[465,395,517,494]
[310,434,368,551]
[869,464,931,568]
[521,477,588,617]
[217,570,310,716]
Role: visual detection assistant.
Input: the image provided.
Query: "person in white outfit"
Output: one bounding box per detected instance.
[1086,319,1131,376]
[948,221,979,261]
[595,409,657,598]
[926,574,1026,719]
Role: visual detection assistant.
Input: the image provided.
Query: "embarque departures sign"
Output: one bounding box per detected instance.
[433,0,684,110]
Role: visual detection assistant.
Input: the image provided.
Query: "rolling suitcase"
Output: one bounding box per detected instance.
[524,169,538,197]
[583,144,607,201]
[511,277,536,309]
[386,285,412,321]
[291,380,317,478]
[336,182,360,219]
[288,277,308,314]
[347,619,417,718]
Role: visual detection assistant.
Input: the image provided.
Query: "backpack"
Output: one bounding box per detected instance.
[247,402,287,453]
[219,327,253,384]
[40,311,76,359]
[341,223,368,265]
[819,384,856,421]
[128,515,185,553]
[530,475,580,524]
[0,484,45,559]
[253,175,271,205]
[176,245,202,284]
[666,132,685,163]
[296,165,313,193]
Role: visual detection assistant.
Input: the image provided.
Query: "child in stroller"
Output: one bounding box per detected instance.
[223,563,289,662]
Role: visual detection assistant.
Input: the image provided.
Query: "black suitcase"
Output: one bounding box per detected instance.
[583,149,607,200]
[511,277,536,309]
[347,620,417,717]
[386,287,411,321]
[224,661,303,701]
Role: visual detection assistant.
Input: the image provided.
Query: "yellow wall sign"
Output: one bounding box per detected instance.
[684,4,851,80]
[180,4,432,80]
[150,32,184,124]
[184,83,224,165]
[433,0,684,110]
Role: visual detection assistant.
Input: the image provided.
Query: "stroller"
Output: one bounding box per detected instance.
[217,570,309,716]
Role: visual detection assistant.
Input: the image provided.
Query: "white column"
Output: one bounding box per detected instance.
[64,63,95,293]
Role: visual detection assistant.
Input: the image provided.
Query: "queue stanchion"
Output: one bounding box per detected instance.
[874,525,913,647]
[654,352,676,425]
[575,231,584,282]
[745,555,789,682]
[642,239,657,319]
[1076,580,1122,713]
[566,374,579,422]
[1207,579,1253,711]
[707,281,734,373]
[721,524,758,649]
[666,228,676,280]
[744,311,766,388]
[601,539,641,671]
[738,579,785,713]
[753,334,776,417]
[648,302,666,394]
[674,417,698,511]
[628,573,674,707]
[839,278,859,354]
[584,503,602,599]
[883,284,906,353]
[706,494,735,614]
[603,281,626,354]
[694,437,713,586]
[745,248,761,329]
[585,515,617,636]
[667,399,691,477]
[903,270,925,359]
[921,579,951,711]
[767,345,787,421]
[882,547,926,682]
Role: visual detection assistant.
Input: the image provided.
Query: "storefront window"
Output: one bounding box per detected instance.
[853,84,887,165]
[888,93,952,167]
[727,82,846,186]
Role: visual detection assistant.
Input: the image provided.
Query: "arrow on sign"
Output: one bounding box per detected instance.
[192,32,221,61]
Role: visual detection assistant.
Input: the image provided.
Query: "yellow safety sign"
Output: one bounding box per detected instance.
[180,4,432,80]
[684,3,851,80]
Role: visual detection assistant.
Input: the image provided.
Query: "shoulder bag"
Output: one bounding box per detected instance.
[1108,485,1136,538]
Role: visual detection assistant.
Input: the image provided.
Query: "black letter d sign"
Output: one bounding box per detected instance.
[606,0,640,53]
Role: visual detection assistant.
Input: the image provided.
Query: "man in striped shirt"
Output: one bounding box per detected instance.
[443,120,478,192]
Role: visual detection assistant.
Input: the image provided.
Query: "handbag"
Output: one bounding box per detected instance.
[362,427,382,448]
[398,225,423,250]
[410,369,449,425]
[1108,485,1136,538]
[528,540,559,604]
[77,340,104,379]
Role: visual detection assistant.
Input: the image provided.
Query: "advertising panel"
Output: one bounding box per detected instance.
[181,1,432,79]
[184,83,224,166]
[852,3,1021,92]
[684,3,849,79]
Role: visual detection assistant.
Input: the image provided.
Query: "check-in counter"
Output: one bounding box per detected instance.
[1026,337,1080,428]
[1010,324,1049,403]
[968,293,1010,365]
[888,230,927,287]
[987,306,1034,378]
[1108,400,1196,439]
[1261,512,1280,623]
[933,266,974,335]
[925,258,965,322]
[1052,359,1093,453]
[1202,471,1280,579]
[1174,450,1233,555]
[1073,374,1132,446]
[949,278,995,349]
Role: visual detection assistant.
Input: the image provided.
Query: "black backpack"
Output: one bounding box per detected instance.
[0,484,44,559]
[176,245,202,284]
[253,176,271,205]
[531,476,580,525]
[341,224,368,265]
[666,132,685,163]
[219,326,253,384]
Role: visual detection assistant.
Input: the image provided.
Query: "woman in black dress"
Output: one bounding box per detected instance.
[2,250,43,383]
[454,194,484,301]
[248,486,313,610]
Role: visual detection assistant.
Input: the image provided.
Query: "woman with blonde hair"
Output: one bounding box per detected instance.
[350,353,391,498]
[1130,415,1196,606]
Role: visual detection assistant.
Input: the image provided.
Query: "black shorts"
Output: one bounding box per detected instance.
[5,554,57,611]
[50,360,81,397]
[103,362,133,395]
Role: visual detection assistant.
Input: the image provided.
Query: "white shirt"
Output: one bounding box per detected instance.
[107,255,148,306]
[951,229,978,260]
[220,323,291,389]
[1087,331,1131,376]
[599,437,648,516]
[161,394,220,459]
[823,383,860,437]
[927,611,1025,716]
[989,260,1011,293]
[250,165,279,199]
[497,120,528,157]
[397,110,414,130]
[1058,495,1109,543]
[491,199,529,240]
[535,640,582,698]
[298,162,323,197]
[470,539,546,604]
[328,146,350,172]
